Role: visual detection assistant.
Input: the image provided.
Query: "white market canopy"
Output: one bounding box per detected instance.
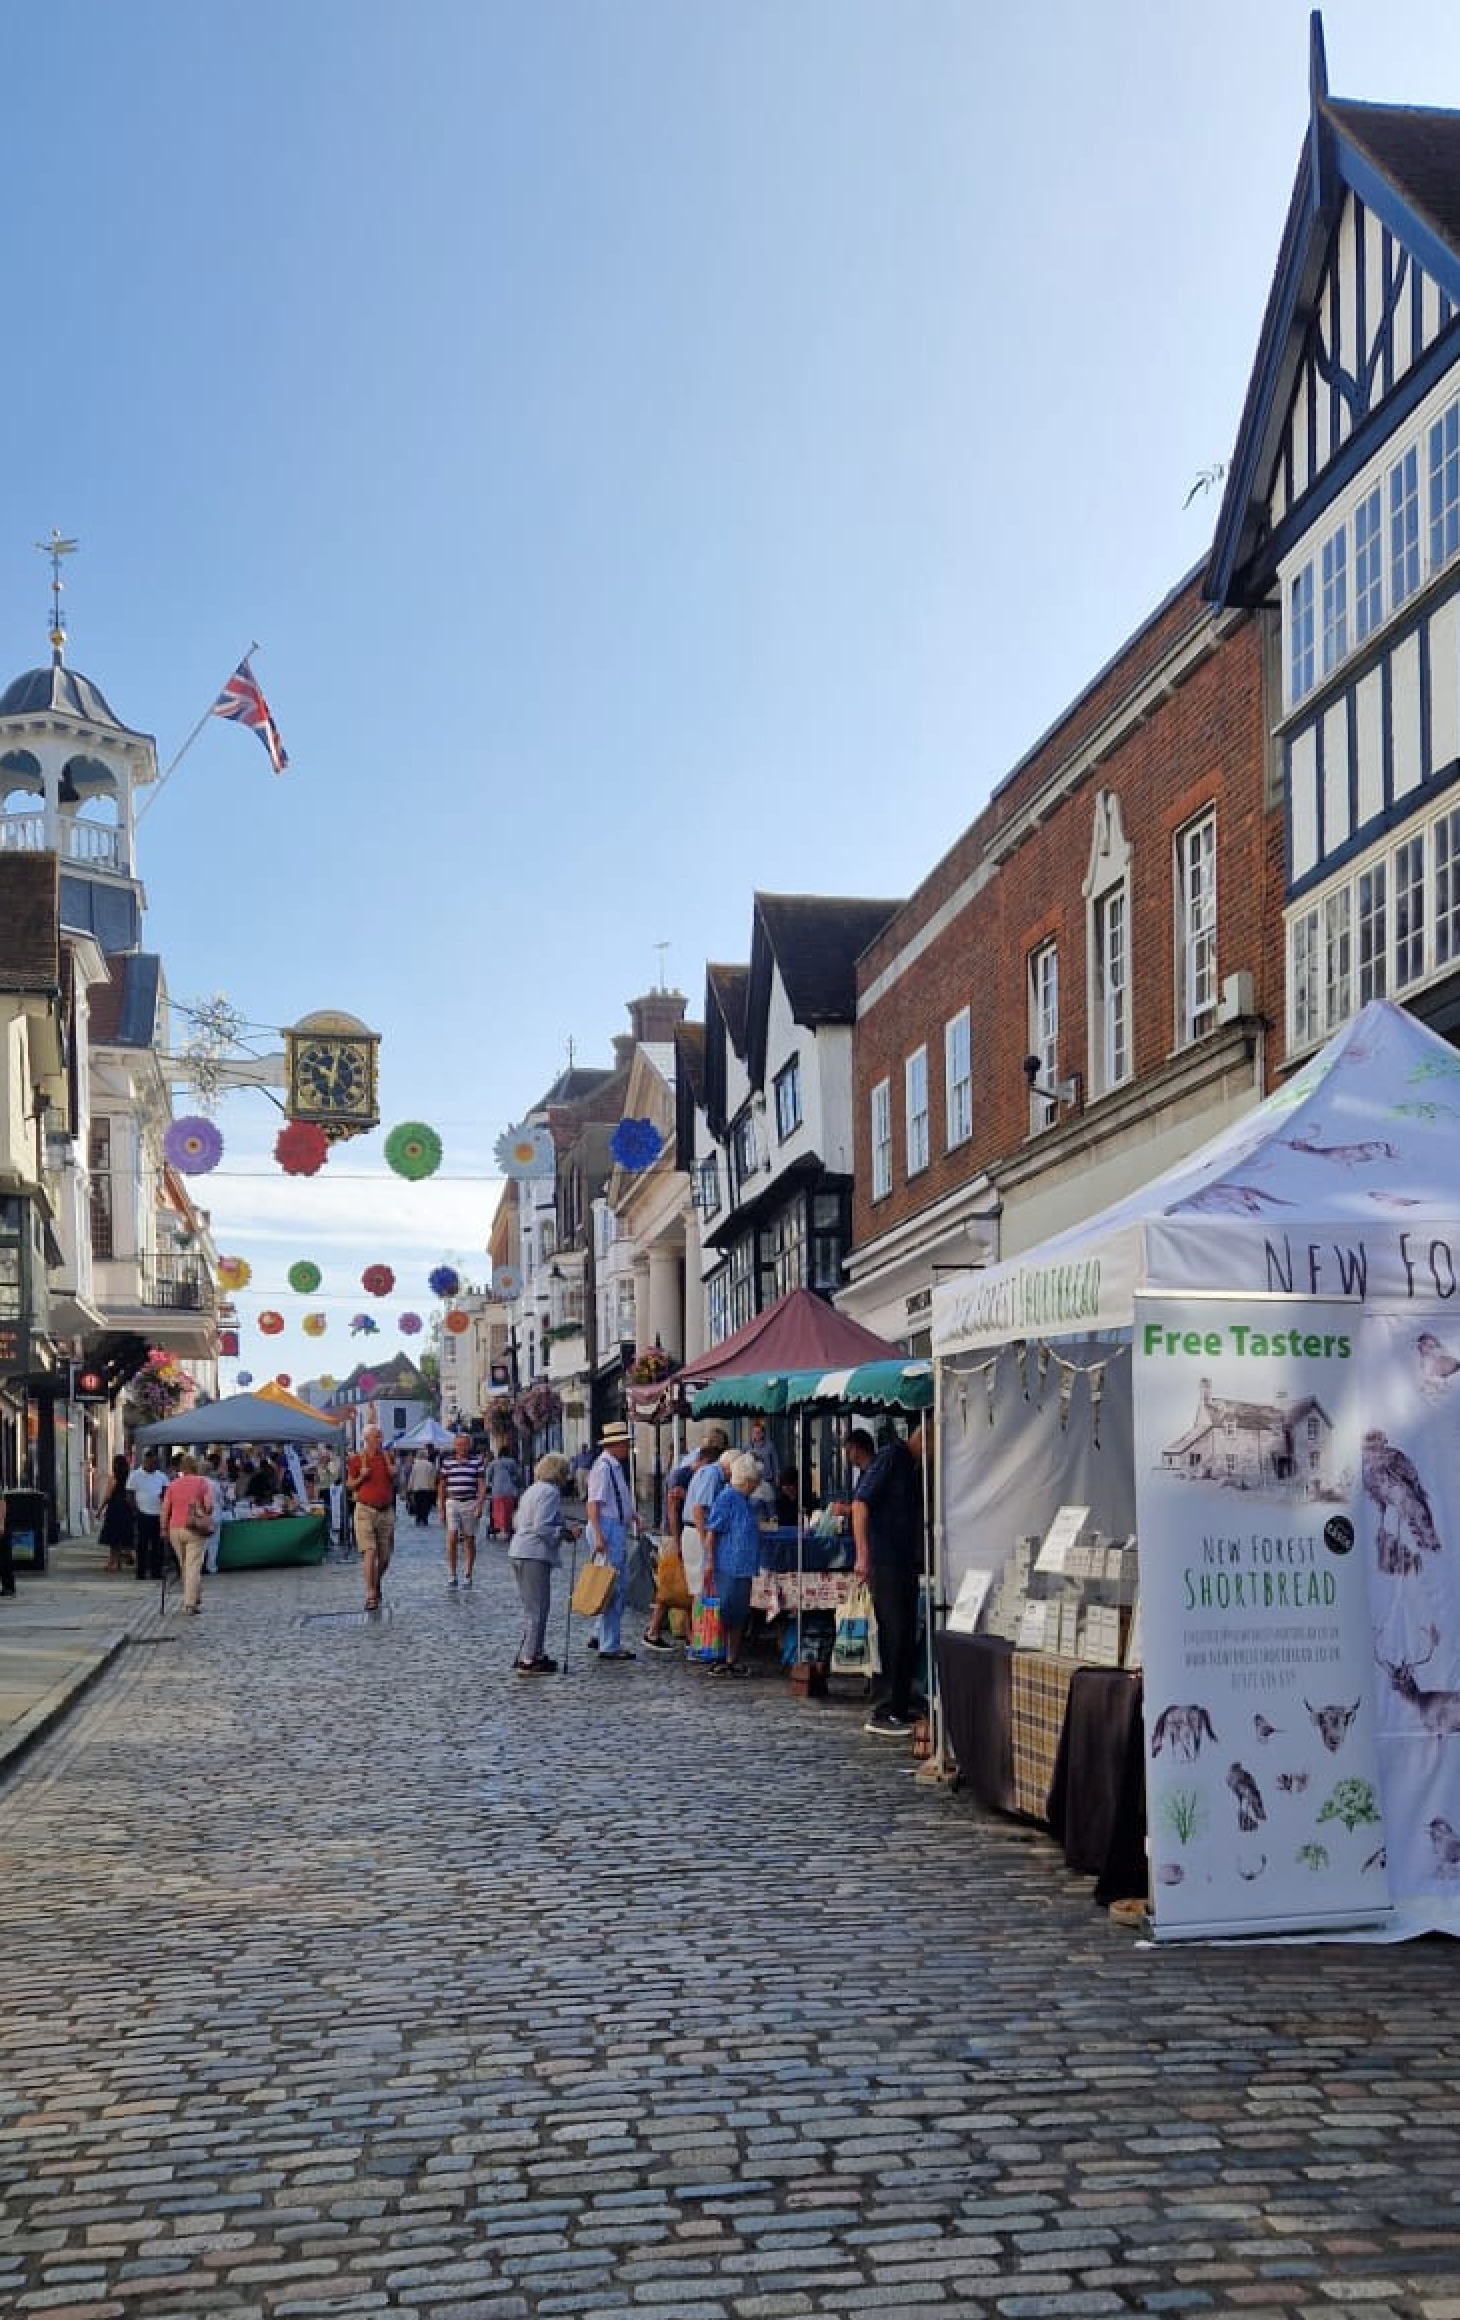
[932,1000,1460,1358]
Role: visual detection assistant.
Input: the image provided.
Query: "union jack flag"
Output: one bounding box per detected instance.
[211,656,289,774]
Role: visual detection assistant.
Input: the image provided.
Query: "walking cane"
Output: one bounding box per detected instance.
[561,1528,580,1675]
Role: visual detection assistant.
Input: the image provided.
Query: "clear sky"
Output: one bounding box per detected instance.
[7,1,1460,1390]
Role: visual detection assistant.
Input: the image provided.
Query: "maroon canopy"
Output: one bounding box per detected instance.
[680,1287,898,1384]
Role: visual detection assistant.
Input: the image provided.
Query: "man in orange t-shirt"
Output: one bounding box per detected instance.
[347,1426,396,1612]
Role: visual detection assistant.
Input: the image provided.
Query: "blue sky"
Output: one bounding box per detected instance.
[7,1,1460,1387]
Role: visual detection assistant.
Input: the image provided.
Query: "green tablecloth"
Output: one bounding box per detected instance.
[216,1510,329,1570]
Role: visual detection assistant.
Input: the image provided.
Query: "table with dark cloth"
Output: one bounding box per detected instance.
[751,1527,854,1615]
[936,1631,1147,1903]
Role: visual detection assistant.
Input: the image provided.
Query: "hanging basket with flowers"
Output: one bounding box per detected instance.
[512,1379,562,1436]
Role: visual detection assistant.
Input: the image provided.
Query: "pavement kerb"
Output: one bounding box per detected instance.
[0,1628,131,1776]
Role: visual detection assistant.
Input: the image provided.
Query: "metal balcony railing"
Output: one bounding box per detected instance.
[142,1256,212,1311]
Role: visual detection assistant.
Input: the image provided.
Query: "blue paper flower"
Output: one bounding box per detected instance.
[610,1116,664,1172]
[428,1265,460,1299]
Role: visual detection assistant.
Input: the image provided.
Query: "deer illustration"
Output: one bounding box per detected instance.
[1376,1627,1460,1737]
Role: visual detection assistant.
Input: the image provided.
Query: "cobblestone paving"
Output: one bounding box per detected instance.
[2,1520,1460,2319]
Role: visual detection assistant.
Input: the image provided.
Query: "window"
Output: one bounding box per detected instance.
[1323,887,1352,1025]
[944,1007,972,1148]
[1029,942,1059,1129]
[1437,807,1460,966]
[695,1154,721,1216]
[1358,863,1387,1003]
[811,1192,844,1291]
[773,1057,802,1142]
[1320,531,1348,672]
[1391,445,1421,608]
[1289,563,1315,703]
[1395,833,1426,987]
[1177,811,1218,1044]
[870,1078,892,1200]
[727,1239,756,1332]
[1354,486,1383,642]
[1432,402,1460,569]
[905,1047,929,1175]
[767,1204,806,1301]
[88,1118,113,1261]
[707,1269,730,1345]
[1094,887,1129,1090]
[732,1111,758,1193]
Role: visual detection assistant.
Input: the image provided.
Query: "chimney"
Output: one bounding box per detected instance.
[611,1033,635,1070]
[627,988,688,1046]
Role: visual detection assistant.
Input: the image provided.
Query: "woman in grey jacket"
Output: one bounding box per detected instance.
[508,1453,576,1675]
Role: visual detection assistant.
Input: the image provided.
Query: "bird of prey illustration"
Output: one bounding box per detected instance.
[1418,1332,1460,1401]
[1362,1430,1443,1573]
[1253,1713,1281,1742]
[1227,1762,1267,1832]
[1427,1818,1460,1878]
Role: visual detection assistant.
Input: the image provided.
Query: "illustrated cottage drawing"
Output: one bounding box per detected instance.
[1161,1381,1335,1495]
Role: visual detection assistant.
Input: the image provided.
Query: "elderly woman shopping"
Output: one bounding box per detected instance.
[703,1452,764,1677]
[507,1452,577,1675]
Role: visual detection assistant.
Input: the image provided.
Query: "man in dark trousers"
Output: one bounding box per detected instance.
[849,1415,927,1739]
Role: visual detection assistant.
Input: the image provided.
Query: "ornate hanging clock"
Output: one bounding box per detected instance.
[283,1009,381,1143]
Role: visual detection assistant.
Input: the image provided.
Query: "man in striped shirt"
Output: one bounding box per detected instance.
[436,1434,486,1590]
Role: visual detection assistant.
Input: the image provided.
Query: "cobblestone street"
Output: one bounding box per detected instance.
[2,1521,1459,2320]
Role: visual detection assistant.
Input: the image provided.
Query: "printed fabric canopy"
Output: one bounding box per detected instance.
[132,1390,343,1446]
[932,1000,1460,1357]
[805,1359,934,1411]
[690,1369,826,1419]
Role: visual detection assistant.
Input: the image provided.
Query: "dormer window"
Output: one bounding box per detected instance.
[773,1057,802,1141]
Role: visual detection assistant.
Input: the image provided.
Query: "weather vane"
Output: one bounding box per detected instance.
[34,529,78,662]
[653,941,670,990]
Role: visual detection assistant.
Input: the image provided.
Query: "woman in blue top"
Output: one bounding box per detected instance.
[704,1453,764,1677]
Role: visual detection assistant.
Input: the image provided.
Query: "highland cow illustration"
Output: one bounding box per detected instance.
[1150,1703,1219,1762]
[1362,1430,1442,1573]
[1304,1698,1361,1752]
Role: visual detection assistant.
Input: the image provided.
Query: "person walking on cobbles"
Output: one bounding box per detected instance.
[407,1446,437,1527]
[160,1454,215,1615]
[486,1445,523,1540]
[507,1453,577,1674]
[849,1415,927,1739]
[437,1433,486,1589]
[98,1452,135,1571]
[348,1426,397,1613]
[127,1447,168,1585]
[585,1421,637,1660]
[703,1453,763,1677]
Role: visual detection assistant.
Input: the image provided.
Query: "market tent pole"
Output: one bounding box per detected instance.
[924,1355,948,1778]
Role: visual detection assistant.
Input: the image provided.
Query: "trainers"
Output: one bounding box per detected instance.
[513,1658,545,1676]
[642,1634,674,1653]
[863,1709,915,1737]
[461,1574,473,1590]
[586,1636,600,1651]
[532,1655,559,1673]
[446,1576,458,1589]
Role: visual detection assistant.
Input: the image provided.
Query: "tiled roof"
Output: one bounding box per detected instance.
[0,853,60,992]
[1328,97,1460,252]
[752,893,902,1025]
[706,964,749,1054]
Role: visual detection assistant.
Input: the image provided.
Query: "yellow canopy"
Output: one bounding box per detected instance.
[256,1378,332,1424]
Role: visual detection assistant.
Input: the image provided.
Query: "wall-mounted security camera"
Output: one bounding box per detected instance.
[1022,1054,1042,1088]
[1023,1056,1082,1109]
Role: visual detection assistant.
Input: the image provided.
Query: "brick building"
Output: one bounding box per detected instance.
[843,568,1283,1351]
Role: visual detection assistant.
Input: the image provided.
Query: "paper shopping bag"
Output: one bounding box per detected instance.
[571,1556,617,1617]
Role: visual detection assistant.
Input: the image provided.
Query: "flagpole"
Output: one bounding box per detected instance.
[135,640,261,827]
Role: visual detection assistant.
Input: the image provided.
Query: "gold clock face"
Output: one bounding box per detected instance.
[291,1038,373,1116]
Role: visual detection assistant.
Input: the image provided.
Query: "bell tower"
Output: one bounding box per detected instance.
[0,535,158,952]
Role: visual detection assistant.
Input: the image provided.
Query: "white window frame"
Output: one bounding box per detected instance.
[905,1047,929,1177]
[773,1056,802,1142]
[1083,790,1132,1099]
[870,1078,892,1201]
[1285,791,1460,1047]
[1176,810,1218,1046]
[944,1007,972,1148]
[1029,941,1059,1131]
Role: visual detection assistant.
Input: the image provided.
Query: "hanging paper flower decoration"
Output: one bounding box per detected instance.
[318,1373,335,1390]
[444,1308,471,1335]
[258,1311,285,1335]
[494,1122,555,1180]
[288,1260,322,1294]
[357,1371,379,1394]
[302,1312,327,1338]
[218,1256,252,1292]
[398,1311,423,1335]
[220,1329,240,1358]
[361,1263,395,1297]
[163,1115,224,1176]
[428,1265,460,1299]
[384,1122,443,1180]
[276,1121,329,1176]
[237,1369,254,1386]
[610,1116,664,1173]
[350,1313,380,1336]
[275,1373,292,1388]
[493,1265,522,1300]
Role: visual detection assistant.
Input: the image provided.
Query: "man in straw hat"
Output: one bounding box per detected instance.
[585,1420,637,1661]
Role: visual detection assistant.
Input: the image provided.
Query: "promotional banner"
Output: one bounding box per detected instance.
[1135,1292,1389,1941]
[1360,1311,1460,1928]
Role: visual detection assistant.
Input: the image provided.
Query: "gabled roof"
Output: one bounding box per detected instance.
[674,1020,706,1171]
[0,853,59,992]
[705,964,749,1056]
[90,952,163,1047]
[1208,19,1460,607]
[746,892,902,1087]
[530,1064,616,1111]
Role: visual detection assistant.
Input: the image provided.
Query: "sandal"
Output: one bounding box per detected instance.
[364,1596,381,1611]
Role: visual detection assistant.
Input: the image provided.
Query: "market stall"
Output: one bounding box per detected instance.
[216,1509,329,1570]
[931,999,1460,1939]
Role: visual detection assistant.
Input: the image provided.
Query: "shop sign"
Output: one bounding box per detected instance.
[0,1321,29,1372]
[73,1366,109,1402]
[1135,1290,1387,1943]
